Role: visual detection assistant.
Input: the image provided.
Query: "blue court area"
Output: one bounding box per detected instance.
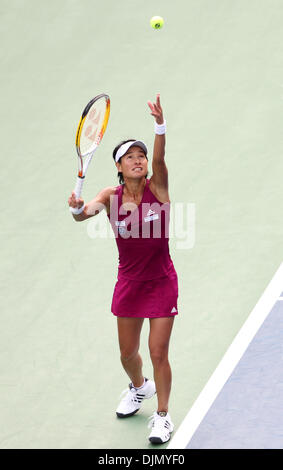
[168,263,283,449]
[187,299,283,449]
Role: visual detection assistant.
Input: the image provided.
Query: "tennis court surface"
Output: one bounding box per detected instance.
[1,0,283,450]
[168,263,283,449]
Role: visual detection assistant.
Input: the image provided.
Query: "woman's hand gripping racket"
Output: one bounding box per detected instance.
[69,94,110,214]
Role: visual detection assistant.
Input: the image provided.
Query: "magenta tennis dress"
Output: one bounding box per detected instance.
[107,179,178,318]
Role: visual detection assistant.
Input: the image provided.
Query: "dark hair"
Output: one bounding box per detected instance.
[112,139,149,184]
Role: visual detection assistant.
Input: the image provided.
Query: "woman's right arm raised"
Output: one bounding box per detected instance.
[68,186,116,222]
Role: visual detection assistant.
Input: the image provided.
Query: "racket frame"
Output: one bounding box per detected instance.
[73,93,110,198]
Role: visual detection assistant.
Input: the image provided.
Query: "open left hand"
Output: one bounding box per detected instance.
[147,93,164,124]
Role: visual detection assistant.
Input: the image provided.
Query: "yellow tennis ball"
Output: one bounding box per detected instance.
[150,16,164,29]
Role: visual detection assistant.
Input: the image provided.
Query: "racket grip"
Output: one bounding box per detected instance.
[74,176,85,199]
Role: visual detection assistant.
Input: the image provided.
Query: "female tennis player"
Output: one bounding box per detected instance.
[68,94,178,444]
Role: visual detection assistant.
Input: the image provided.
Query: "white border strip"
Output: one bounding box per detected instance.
[168,262,283,449]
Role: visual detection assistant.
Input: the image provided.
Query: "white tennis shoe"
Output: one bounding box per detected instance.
[148,411,174,444]
[116,378,156,418]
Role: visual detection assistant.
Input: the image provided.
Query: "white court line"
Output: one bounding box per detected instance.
[167,262,283,449]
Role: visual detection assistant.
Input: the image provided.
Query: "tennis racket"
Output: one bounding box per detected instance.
[73,93,110,199]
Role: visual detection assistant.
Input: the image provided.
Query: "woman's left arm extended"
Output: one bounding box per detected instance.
[147,94,168,191]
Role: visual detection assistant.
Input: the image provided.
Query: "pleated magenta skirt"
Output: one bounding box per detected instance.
[111,270,178,318]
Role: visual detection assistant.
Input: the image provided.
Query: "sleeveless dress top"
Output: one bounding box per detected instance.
[107,178,178,318]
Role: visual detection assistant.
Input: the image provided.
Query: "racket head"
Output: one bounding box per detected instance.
[75,94,110,176]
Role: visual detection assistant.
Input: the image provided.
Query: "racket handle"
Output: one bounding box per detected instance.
[74,176,85,199]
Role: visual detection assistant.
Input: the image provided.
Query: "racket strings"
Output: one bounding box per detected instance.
[79,99,108,156]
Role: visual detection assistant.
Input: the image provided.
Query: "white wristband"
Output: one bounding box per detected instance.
[155,120,166,135]
[69,204,85,215]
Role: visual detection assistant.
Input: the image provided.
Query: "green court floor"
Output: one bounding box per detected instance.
[1,0,283,449]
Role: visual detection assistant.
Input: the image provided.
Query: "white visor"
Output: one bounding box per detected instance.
[115,140,147,163]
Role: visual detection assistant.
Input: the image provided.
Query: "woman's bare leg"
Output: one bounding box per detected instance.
[117,317,145,387]
[148,317,175,412]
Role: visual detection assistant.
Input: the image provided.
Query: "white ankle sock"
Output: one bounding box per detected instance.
[133,378,146,389]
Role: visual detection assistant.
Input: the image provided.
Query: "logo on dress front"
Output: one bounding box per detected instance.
[144,209,159,223]
[115,220,126,235]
